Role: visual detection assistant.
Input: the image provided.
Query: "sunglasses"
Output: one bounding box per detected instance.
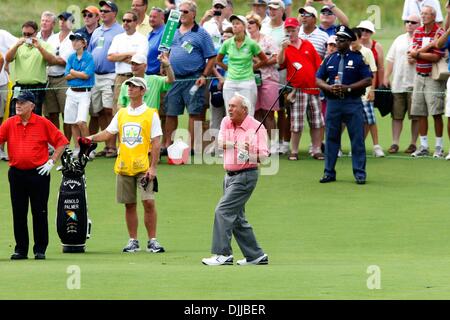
[122,19,134,23]
[248,20,257,25]
[301,13,314,18]
[83,13,94,18]
[404,20,419,25]
[100,9,112,13]
[180,10,190,14]
[321,11,334,16]
[214,5,225,9]
[22,32,34,37]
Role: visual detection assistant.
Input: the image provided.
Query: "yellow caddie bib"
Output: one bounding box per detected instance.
[114,107,156,176]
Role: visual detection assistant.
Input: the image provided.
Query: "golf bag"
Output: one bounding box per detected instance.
[56,142,97,253]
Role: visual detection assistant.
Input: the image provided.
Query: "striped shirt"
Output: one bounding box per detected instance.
[299,26,329,59]
[412,24,445,74]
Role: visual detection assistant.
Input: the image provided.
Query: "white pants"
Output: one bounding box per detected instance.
[64,88,91,124]
[223,79,257,116]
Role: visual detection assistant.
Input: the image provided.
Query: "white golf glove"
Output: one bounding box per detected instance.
[37,159,55,176]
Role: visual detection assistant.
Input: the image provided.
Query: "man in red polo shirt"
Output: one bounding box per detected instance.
[278,17,323,161]
[0,91,68,260]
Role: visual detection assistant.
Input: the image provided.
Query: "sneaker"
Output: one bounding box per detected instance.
[237,254,269,266]
[446,152,450,160]
[202,255,233,266]
[433,146,444,158]
[0,149,8,161]
[373,145,385,158]
[278,143,289,155]
[411,145,429,157]
[147,239,165,253]
[122,239,140,252]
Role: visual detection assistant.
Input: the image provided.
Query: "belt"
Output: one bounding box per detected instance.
[48,74,65,78]
[417,72,430,77]
[117,73,133,77]
[226,167,257,176]
[95,72,113,75]
[71,87,91,92]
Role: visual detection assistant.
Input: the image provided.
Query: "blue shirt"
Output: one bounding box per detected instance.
[88,23,124,74]
[146,25,165,75]
[283,0,292,6]
[169,23,216,77]
[65,51,95,88]
[75,25,100,46]
[316,49,372,99]
[319,25,337,36]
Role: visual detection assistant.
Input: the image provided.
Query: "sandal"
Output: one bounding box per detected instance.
[404,144,416,154]
[388,144,399,154]
[95,148,108,157]
[288,153,298,161]
[105,148,118,158]
[312,152,325,160]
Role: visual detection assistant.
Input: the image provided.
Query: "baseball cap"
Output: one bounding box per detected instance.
[284,17,299,28]
[213,0,227,7]
[82,6,101,15]
[13,91,36,104]
[335,25,357,41]
[249,0,268,5]
[327,35,337,45]
[69,32,87,41]
[130,53,147,65]
[299,6,318,18]
[58,12,74,22]
[125,77,147,90]
[320,5,335,14]
[230,14,248,27]
[357,20,376,33]
[268,0,285,10]
[99,1,119,12]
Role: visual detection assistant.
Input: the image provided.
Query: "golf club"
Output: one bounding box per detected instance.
[254,62,302,134]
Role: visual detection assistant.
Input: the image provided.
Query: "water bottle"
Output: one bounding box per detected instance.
[189,84,199,96]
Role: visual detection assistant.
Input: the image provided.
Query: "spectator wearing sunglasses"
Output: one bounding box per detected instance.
[201,0,232,50]
[402,0,443,24]
[76,6,101,46]
[383,15,421,155]
[298,6,329,59]
[310,0,349,36]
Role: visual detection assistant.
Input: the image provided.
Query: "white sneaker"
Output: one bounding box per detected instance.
[0,149,8,161]
[373,145,385,158]
[433,146,444,158]
[237,254,269,266]
[278,143,289,155]
[445,152,450,160]
[411,145,429,157]
[201,255,233,266]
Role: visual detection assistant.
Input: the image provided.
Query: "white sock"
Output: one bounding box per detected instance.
[150,238,157,242]
[435,137,443,148]
[419,136,428,148]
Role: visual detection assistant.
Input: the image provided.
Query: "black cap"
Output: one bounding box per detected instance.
[58,12,74,22]
[13,91,36,104]
[99,1,119,12]
[335,25,357,41]
[69,32,87,41]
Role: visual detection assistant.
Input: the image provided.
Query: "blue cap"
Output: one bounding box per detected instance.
[58,12,74,22]
[99,1,119,12]
[69,32,87,42]
[13,91,36,104]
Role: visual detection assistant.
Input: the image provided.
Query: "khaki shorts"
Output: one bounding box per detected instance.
[113,74,132,114]
[411,75,445,116]
[43,76,67,115]
[90,73,115,115]
[392,91,416,120]
[116,173,155,204]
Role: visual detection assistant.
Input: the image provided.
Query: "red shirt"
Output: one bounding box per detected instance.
[281,39,322,95]
[412,23,445,74]
[0,113,69,170]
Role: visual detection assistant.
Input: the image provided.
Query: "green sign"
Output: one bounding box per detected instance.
[158,10,181,52]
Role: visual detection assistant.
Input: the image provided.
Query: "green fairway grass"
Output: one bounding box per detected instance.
[1,113,450,300]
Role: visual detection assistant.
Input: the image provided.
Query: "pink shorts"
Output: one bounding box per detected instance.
[256,79,279,111]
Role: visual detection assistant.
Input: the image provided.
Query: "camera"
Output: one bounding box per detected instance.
[25,38,33,45]
[213,10,222,16]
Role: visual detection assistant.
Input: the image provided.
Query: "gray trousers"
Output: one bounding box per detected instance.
[211,169,264,261]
